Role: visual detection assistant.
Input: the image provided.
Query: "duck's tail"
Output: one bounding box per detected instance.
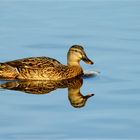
[0,63,5,74]
[0,63,18,79]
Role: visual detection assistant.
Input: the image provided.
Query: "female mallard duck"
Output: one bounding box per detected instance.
[0,45,93,80]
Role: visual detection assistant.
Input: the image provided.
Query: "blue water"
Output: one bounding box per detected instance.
[0,0,140,140]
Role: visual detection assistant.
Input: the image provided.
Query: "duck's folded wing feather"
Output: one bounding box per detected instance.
[5,57,61,69]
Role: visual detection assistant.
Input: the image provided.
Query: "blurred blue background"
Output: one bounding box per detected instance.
[0,0,140,140]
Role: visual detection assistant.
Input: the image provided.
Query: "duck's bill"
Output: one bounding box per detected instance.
[82,57,94,65]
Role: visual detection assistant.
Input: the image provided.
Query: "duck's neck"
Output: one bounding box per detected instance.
[67,56,80,67]
[67,61,80,67]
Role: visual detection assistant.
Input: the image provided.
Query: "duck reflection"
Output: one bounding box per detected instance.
[0,77,94,108]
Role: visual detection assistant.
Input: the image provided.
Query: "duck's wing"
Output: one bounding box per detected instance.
[5,57,61,69]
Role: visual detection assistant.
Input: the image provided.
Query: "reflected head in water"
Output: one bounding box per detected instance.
[0,77,94,108]
[68,92,94,108]
[66,76,94,108]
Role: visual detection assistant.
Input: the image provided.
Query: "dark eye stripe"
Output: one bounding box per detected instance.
[71,49,83,55]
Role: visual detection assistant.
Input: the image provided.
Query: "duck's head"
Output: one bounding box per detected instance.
[67,45,94,66]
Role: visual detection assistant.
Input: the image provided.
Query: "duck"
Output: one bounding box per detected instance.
[0,45,93,80]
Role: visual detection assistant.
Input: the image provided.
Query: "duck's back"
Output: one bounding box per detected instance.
[0,57,62,80]
[0,56,82,80]
[6,57,61,69]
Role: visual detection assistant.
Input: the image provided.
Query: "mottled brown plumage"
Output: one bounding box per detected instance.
[0,45,93,80]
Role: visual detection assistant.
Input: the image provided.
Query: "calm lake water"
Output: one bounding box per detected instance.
[0,0,140,140]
